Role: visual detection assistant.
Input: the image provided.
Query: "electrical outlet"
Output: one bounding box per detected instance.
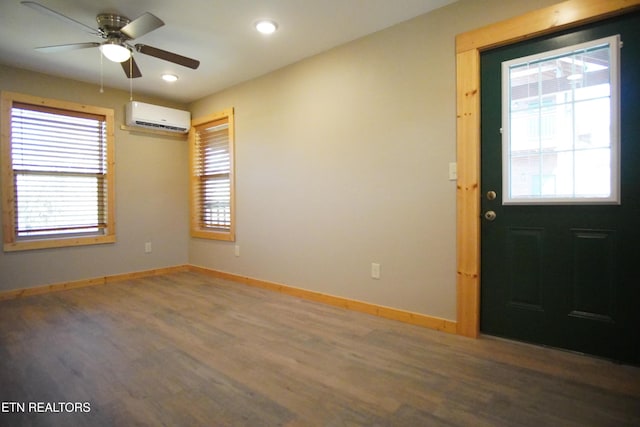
[371,263,381,280]
[145,242,152,253]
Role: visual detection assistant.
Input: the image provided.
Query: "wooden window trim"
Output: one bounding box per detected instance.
[455,0,640,337]
[189,108,235,241]
[1,91,116,252]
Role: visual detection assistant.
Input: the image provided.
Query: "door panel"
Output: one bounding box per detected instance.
[570,229,615,322]
[506,227,543,310]
[480,12,640,364]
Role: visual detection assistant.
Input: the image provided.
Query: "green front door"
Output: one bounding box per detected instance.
[480,12,640,365]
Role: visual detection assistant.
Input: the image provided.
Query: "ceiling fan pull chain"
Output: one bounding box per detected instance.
[129,55,134,101]
[99,50,104,94]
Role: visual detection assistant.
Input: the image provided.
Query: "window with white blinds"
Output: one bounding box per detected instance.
[190,108,235,241]
[1,92,115,251]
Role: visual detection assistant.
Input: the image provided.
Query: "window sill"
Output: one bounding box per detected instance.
[3,234,116,252]
[190,229,235,242]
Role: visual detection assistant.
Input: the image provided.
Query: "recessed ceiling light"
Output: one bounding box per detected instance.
[162,73,178,82]
[255,20,278,35]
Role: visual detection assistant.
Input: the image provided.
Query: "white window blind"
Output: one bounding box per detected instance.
[194,118,231,232]
[10,102,108,238]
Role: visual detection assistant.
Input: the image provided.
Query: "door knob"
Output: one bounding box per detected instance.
[484,210,497,221]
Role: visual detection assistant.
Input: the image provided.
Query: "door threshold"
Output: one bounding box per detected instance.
[479,333,633,367]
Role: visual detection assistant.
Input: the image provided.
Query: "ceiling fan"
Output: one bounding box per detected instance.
[21,1,200,79]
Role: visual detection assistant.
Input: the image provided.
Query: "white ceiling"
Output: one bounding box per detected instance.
[0,0,456,104]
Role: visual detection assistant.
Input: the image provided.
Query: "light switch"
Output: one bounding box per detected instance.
[448,162,457,181]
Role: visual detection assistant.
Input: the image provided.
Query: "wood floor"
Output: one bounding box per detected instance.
[1,271,639,426]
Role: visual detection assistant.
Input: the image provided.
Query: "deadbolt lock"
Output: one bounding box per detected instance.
[486,190,497,200]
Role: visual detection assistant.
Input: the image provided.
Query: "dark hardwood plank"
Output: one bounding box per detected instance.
[1,271,639,426]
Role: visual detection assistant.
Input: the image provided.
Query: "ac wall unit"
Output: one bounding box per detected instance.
[125,101,191,133]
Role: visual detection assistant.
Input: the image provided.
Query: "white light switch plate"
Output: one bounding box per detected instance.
[448,162,457,181]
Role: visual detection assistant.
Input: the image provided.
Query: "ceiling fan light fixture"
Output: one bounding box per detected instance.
[162,73,178,82]
[100,41,131,63]
[255,20,278,35]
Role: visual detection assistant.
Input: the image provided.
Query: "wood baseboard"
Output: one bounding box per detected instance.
[0,265,190,301]
[188,265,458,334]
[0,264,457,335]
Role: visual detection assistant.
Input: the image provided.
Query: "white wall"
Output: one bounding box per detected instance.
[188,0,559,321]
[0,65,190,290]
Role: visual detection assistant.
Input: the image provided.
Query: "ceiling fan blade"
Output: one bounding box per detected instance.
[21,1,100,36]
[35,42,100,53]
[121,57,142,79]
[135,44,200,69]
[121,13,164,40]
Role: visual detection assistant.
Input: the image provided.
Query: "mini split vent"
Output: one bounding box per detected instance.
[125,101,191,133]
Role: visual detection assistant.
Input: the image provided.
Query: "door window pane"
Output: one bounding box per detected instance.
[502,35,620,204]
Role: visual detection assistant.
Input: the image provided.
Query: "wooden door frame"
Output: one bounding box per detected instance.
[455,0,640,337]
